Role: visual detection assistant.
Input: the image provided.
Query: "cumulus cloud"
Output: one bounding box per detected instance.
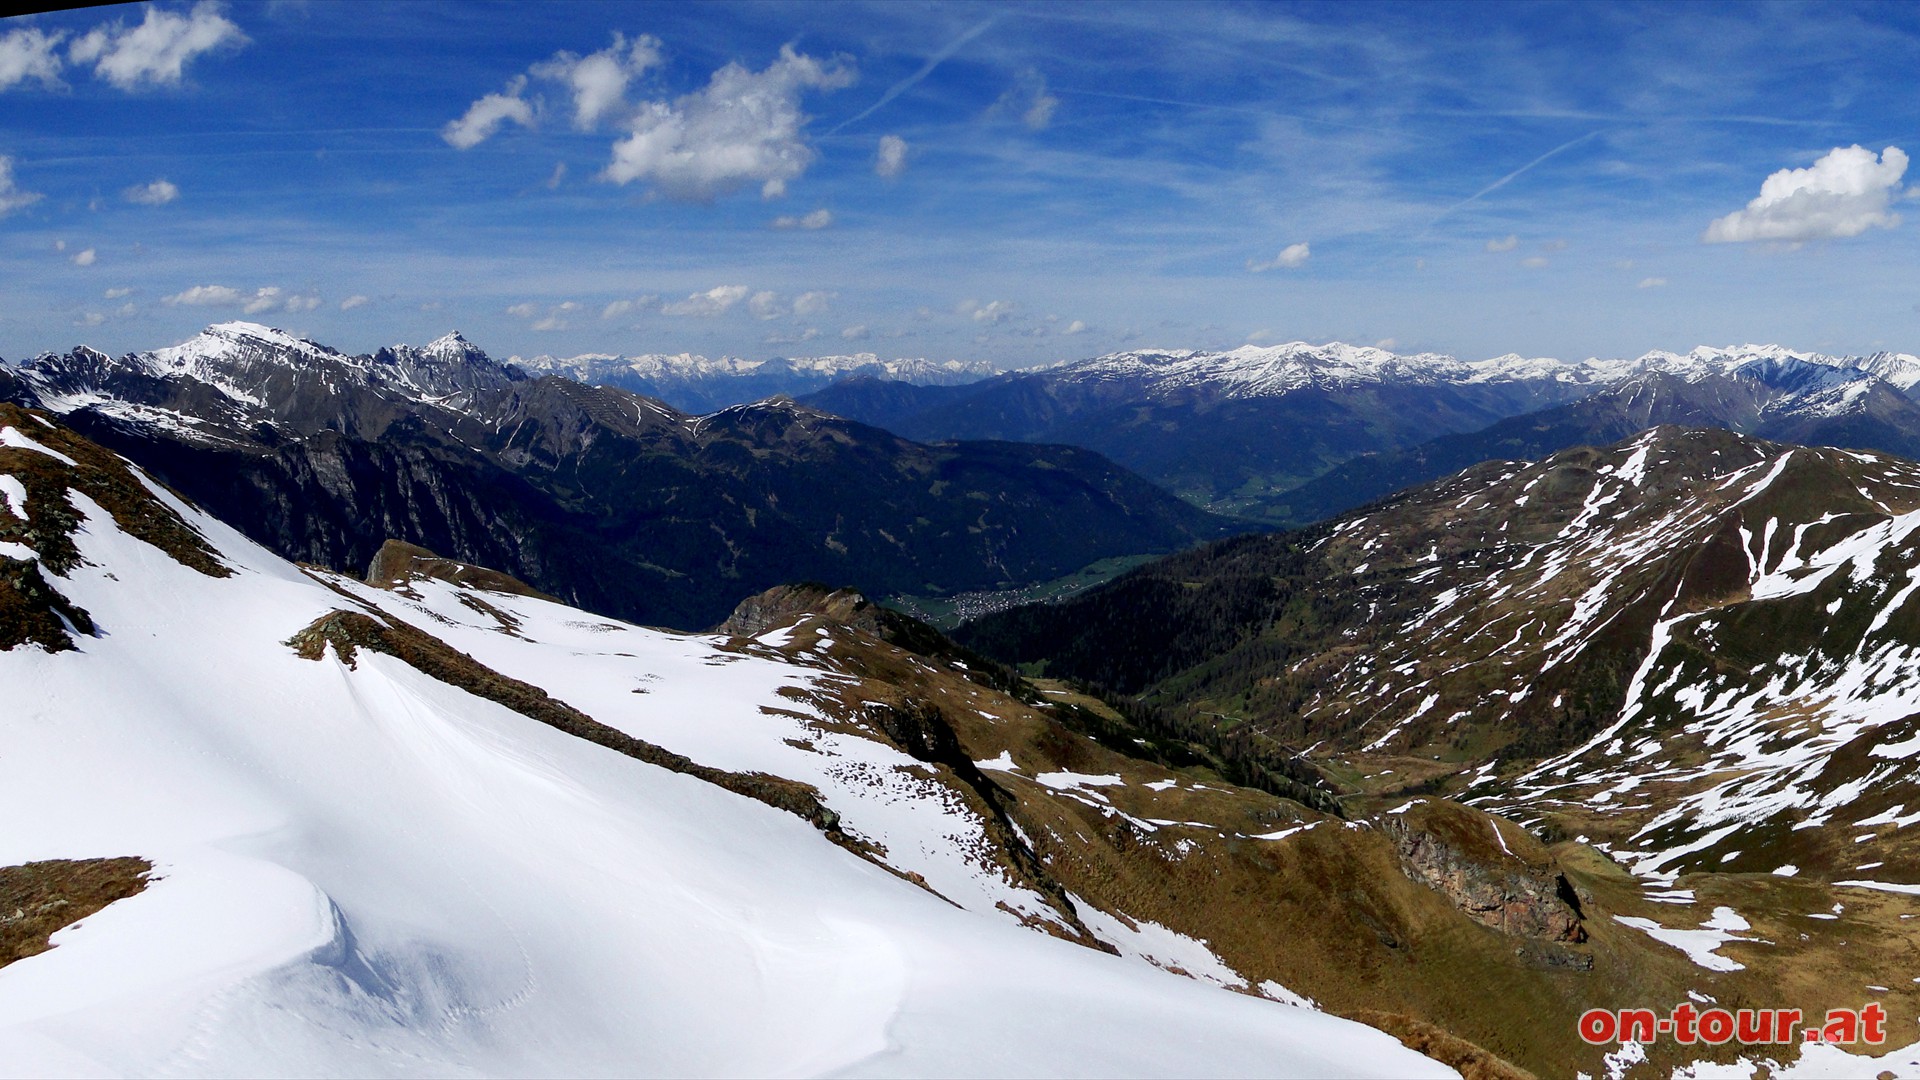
[104,287,133,299]
[78,311,107,327]
[1704,145,1908,244]
[444,76,536,149]
[531,301,580,331]
[1375,338,1399,349]
[961,299,1016,324]
[792,290,833,316]
[0,156,41,217]
[748,290,784,320]
[530,33,662,130]
[1248,242,1310,272]
[124,178,179,205]
[340,295,370,311]
[599,294,657,319]
[876,134,908,178]
[164,284,241,306]
[71,247,96,266]
[1521,256,1549,269]
[505,301,541,319]
[1638,277,1668,289]
[1063,319,1087,335]
[662,284,750,316]
[603,45,854,200]
[0,27,66,90]
[283,293,321,313]
[992,71,1057,130]
[69,2,247,90]
[1485,235,1519,253]
[242,286,282,314]
[771,208,833,230]
[840,324,869,341]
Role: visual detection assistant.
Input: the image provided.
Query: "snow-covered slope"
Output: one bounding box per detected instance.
[0,406,1443,1077]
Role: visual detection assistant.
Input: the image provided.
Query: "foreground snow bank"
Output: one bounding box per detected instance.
[0,454,1449,1077]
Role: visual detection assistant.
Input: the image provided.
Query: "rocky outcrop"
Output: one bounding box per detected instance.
[366,539,557,601]
[1377,800,1586,948]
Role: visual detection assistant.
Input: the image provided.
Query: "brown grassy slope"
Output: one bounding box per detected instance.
[0,403,229,651]
[0,857,152,968]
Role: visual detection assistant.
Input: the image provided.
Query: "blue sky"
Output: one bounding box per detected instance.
[2,0,1918,366]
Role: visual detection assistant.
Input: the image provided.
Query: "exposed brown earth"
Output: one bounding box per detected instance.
[0,857,153,969]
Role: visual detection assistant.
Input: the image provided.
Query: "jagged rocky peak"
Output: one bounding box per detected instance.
[369,329,525,395]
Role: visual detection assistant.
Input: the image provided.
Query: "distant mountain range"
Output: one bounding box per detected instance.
[516,349,1000,413]
[0,323,1233,629]
[799,340,1920,522]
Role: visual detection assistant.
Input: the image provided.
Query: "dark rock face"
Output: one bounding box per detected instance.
[1377,802,1586,946]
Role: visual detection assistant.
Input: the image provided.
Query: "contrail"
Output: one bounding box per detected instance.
[1426,129,1607,231]
[827,16,999,135]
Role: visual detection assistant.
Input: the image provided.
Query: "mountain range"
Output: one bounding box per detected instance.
[11,321,1920,1074]
[7,402,1919,1076]
[0,323,1232,629]
[799,340,1920,523]
[515,349,1000,413]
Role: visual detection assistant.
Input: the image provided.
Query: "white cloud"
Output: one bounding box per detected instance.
[115,301,135,317]
[242,286,282,314]
[748,290,784,320]
[1063,320,1087,335]
[283,294,321,313]
[505,301,540,319]
[600,294,656,319]
[69,2,247,90]
[840,324,869,341]
[792,290,833,316]
[545,162,567,189]
[164,284,243,306]
[603,45,854,200]
[1248,242,1310,272]
[340,295,370,311]
[0,156,41,217]
[104,287,133,299]
[764,326,821,345]
[1705,145,1908,244]
[993,71,1057,131]
[876,134,908,178]
[1375,338,1399,349]
[771,208,833,230]
[0,27,66,90]
[962,299,1016,324]
[1485,235,1519,253]
[1638,277,1668,289]
[123,178,178,205]
[444,76,535,149]
[1521,256,1549,269]
[79,311,106,326]
[662,284,750,316]
[71,248,96,266]
[530,33,662,131]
